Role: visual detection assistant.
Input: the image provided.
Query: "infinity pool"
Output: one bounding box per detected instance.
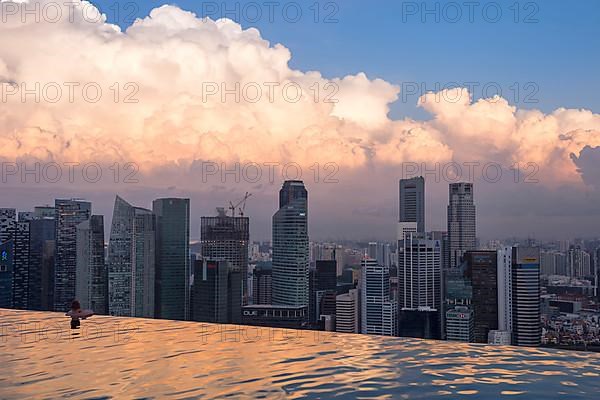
[1,308,599,399]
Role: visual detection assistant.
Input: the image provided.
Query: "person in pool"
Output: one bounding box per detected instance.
[66,300,84,329]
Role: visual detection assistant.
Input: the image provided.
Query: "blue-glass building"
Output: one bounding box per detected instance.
[272,181,309,307]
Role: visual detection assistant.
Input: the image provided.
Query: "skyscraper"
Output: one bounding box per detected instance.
[153,198,190,320]
[108,196,156,317]
[309,260,337,324]
[0,240,14,308]
[465,251,498,343]
[447,183,476,269]
[12,217,31,309]
[511,246,541,347]
[497,247,513,339]
[398,232,442,339]
[399,176,425,232]
[200,208,249,305]
[76,215,107,314]
[361,258,397,336]
[497,246,541,346]
[0,208,16,244]
[0,209,16,309]
[272,181,309,307]
[252,262,272,305]
[53,199,91,311]
[443,256,472,340]
[28,216,55,310]
[567,247,591,278]
[190,258,241,323]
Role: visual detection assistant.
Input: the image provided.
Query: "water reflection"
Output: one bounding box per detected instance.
[1,309,600,399]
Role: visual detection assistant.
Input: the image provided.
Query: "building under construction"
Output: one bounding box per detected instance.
[200,200,250,305]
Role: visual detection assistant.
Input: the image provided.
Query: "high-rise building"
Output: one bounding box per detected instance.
[443,257,472,340]
[53,199,91,311]
[445,306,474,342]
[361,258,397,336]
[554,252,568,276]
[28,217,55,310]
[190,259,241,323]
[0,208,16,244]
[497,247,513,339]
[399,177,425,232]
[12,218,31,309]
[465,251,498,343]
[567,247,591,278]
[309,260,337,324]
[595,248,600,301]
[153,198,190,320]
[368,242,378,261]
[76,215,107,314]
[0,209,16,309]
[200,208,249,305]
[373,243,391,268]
[40,240,55,311]
[511,247,541,347]
[540,251,557,276]
[431,231,449,271]
[336,288,359,333]
[108,196,156,318]
[252,262,272,305]
[447,183,476,268]
[0,240,14,308]
[398,232,441,339]
[272,181,309,307]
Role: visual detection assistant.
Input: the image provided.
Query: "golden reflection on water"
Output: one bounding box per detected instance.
[2,309,600,399]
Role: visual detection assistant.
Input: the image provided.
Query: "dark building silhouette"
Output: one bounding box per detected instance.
[153,198,190,320]
[252,262,272,305]
[28,218,56,310]
[398,309,440,339]
[0,240,14,308]
[40,240,55,311]
[190,259,241,324]
[12,218,31,309]
[309,260,337,324]
[465,251,498,343]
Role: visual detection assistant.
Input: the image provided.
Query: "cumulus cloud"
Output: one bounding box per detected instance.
[0,0,600,189]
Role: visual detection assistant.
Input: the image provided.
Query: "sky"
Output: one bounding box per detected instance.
[1,0,600,242]
[90,0,600,117]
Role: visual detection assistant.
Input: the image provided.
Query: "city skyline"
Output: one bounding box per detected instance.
[2,1,600,398]
[0,177,597,350]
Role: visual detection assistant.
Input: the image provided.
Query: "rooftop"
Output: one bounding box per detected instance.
[2,309,600,398]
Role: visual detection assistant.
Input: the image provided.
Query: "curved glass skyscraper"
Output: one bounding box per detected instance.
[272,181,308,307]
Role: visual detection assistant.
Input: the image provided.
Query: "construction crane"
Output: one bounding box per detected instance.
[228,192,252,217]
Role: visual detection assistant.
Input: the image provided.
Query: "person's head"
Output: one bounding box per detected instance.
[71,300,81,310]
